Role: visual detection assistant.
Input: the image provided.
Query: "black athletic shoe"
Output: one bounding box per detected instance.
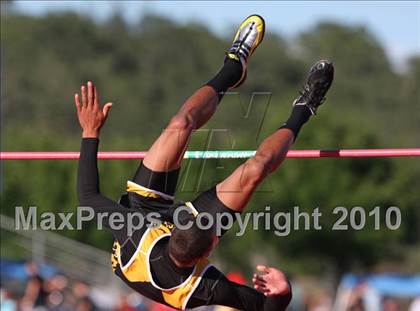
[293,60,334,115]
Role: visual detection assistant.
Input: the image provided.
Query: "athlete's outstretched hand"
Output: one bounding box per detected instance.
[75,81,112,138]
[252,265,291,297]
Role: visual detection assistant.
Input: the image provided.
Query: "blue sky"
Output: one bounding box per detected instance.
[12,1,420,69]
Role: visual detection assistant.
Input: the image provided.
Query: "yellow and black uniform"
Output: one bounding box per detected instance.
[111,219,214,309]
[78,138,291,310]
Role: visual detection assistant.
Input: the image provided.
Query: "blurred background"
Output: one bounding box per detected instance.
[1,1,419,310]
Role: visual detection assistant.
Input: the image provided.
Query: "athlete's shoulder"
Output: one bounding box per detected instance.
[195,265,226,293]
[202,265,225,280]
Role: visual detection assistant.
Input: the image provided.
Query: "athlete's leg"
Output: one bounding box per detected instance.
[142,15,265,173]
[132,59,245,196]
[142,86,219,173]
[130,63,243,197]
[131,82,232,199]
[216,128,294,211]
[190,127,294,236]
[216,60,334,212]
[131,15,266,196]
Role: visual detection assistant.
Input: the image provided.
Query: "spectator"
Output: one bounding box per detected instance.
[21,263,48,309]
[75,296,96,311]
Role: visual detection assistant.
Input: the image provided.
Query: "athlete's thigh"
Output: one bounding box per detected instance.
[143,116,193,173]
[215,161,259,212]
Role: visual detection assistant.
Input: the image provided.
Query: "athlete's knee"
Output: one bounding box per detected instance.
[168,111,196,131]
[243,154,272,187]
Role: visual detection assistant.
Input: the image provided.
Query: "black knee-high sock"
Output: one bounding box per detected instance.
[206,59,242,100]
[280,105,312,140]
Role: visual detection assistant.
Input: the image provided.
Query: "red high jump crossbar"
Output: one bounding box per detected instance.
[1,148,420,160]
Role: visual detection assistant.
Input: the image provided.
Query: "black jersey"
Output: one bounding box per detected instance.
[78,138,292,310]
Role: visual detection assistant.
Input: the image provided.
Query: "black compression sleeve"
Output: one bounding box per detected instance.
[78,138,101,203]
[264,292,292,311]
[77,138,127,240]
[207,273,291,311]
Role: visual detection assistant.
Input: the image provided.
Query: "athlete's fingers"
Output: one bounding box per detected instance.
[253,273,266,283]
[253,274,268,292]
[253,274,266,283]
[81,85,87,108]
[253,284,264,291]
[74,94,81,113]
[93,86,99,109]
[256,265,269,274]
[103,103,113,119]
[87,81,93,107]
[264,290,274,297]
[253,278,267,288]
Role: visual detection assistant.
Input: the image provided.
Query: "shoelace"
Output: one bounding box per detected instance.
[297,83,327,107]
[232,22,255,57]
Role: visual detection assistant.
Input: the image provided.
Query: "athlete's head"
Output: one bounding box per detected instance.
[168,215,218,266]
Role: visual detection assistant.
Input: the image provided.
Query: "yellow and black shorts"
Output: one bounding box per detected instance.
[124,162,236,235]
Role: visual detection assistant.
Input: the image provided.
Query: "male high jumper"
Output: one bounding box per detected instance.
[75,15,334,310]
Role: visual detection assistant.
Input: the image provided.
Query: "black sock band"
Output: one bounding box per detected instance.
[280,105,312,140]
[206,59,242,100]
